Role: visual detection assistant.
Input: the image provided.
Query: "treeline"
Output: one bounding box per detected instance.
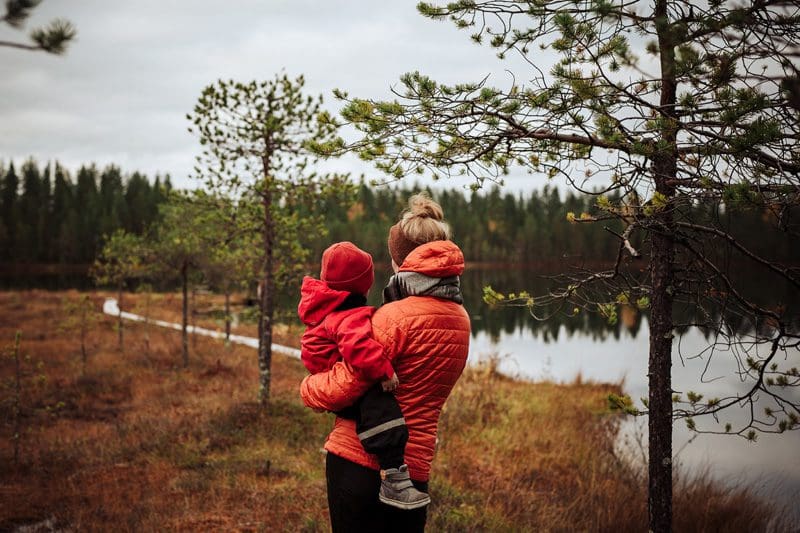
[0,157,622,268]
[314,182,623,265]
[317,182,800,268]
[0,159,171,264]
[2,158,797,272]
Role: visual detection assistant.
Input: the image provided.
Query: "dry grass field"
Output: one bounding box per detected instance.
[0,290,787,532]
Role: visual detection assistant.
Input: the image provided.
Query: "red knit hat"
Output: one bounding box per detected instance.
[321,241,374,295]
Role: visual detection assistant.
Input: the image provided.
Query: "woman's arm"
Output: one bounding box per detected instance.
[300,305,408,412]
[299,359,373,412]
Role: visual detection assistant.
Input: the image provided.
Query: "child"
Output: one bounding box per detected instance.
[297,241,430,510]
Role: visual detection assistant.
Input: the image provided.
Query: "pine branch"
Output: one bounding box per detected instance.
[675,221,800,290]
[0,18,76,54]
[673,233,783,322]
[30,18,77,55]
[0,39,39,51]
[605,223,642,258]
[1,0,41,28]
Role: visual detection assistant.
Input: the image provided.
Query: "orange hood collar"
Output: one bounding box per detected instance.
[398,240,465,278]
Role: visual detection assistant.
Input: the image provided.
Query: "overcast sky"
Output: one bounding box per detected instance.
[0,0,564,193]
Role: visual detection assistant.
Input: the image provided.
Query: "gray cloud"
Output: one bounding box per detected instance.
[1,0,555,192]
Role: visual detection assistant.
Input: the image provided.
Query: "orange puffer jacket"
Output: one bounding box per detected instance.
[299,240,471,482]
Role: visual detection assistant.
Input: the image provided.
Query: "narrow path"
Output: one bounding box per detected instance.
[102,298,301,358]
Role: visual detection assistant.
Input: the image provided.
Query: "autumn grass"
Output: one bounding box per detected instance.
[0,290,790,532]
[431,358,792,532]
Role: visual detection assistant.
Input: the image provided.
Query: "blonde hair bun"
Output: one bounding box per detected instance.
[399,192,451,243]
[407,193,444,221]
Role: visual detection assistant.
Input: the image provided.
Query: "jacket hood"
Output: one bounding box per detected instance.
[297,276,351,326]
[398,240,465,278]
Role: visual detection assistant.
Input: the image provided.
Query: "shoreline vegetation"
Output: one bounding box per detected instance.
[0,291,788,531]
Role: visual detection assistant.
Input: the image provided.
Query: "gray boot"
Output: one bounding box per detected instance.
[379,464,431,510]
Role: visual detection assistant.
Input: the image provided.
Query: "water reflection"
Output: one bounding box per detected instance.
[469,318,800,516]
[370,266,649,342]
[446,265,799,342]
[458,266,800,519]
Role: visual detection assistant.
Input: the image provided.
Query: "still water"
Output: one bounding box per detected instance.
[454,267,800,516]
[471,321,800,497]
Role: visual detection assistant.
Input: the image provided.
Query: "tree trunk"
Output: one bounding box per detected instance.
[649,4,678,530]
[12,331,21,466]
[144,292,151,359]
[80,304,87,376]
[258,160,275,405]
[225,290,231,342]
[181,259,189,368]
[647,222,674,533]
[191,286,197,349]
[117,283,123,351]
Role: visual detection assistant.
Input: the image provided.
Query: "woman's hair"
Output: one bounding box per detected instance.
[398,192,450,243]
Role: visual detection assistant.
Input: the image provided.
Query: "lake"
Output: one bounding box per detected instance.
[455,267,800,518]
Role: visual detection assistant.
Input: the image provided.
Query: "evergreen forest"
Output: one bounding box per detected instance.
[1,158,797,280]
[0,159,171,265]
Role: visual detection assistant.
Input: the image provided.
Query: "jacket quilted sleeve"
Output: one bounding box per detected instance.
[299,360,373,412]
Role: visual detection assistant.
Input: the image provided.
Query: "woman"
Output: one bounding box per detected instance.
[300,193,471,532]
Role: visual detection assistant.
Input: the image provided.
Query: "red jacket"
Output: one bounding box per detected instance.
[298,277,394,382]
[300,241,471,481]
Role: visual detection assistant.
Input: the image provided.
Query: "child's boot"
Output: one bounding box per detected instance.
[379,464,431,510]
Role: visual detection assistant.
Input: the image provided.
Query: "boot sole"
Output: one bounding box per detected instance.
[379,494,431,510]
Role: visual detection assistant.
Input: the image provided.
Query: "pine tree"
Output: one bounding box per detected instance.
[18,159,43,261]
[1,163,20,262]
[124,172,152,234]
[0,162,5,251]
[321,2,800,530]
[92,229,145,351]
[74,165,99,263]
[51,163,76,262]
[188,74,352,404]
[98,165,127,240]
[147,192,209,367]
[38,163,52,261]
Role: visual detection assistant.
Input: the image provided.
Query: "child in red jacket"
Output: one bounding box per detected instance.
[297,241,430,510]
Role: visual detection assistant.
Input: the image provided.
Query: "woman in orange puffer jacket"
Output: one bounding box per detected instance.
[300,194,471,533]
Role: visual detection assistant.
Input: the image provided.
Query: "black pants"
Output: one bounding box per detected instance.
[326,452,428,533]
[336,383,408,469]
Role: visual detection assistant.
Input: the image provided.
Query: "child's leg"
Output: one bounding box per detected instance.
[354,384,408,469]
[354,384,430,510]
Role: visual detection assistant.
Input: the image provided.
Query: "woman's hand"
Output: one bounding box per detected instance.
[381,372,399,392]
